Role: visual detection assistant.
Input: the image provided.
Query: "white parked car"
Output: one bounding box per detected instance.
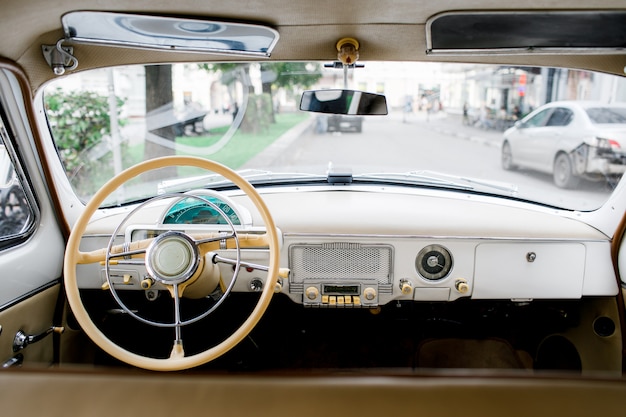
[502,101,626,188]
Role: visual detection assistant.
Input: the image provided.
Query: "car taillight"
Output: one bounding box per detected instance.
[596,137,621,150]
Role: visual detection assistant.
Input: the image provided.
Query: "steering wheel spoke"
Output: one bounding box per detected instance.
[64,156,280,371]
[193,231,236,246]
[77,238,152,264]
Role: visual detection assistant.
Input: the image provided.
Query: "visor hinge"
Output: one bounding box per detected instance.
[42,39,78,76]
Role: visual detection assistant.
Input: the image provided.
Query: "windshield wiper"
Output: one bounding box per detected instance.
[354,171,519,196]
[157,168,517,197]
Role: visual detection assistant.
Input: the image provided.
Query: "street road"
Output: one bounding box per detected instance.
[248,111,612,210]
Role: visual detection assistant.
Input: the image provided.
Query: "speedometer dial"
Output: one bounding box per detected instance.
[416,244,453,281]
[162,190,249,226]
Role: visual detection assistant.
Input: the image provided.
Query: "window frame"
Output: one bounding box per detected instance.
[0,103,39,251]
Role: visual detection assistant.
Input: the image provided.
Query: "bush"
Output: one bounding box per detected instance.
[45,89,127,198]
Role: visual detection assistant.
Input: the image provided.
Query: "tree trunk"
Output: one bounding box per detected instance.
[262,81,276,123]
[144,65,176,180]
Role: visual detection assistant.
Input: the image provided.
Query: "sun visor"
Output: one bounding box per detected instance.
[426,11,626,55]
[61,11,279,57]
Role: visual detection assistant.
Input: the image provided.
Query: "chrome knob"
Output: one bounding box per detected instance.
[363,287,376,301]
[399,279,413,295]
[305,286,319,300]
[455,279,469,294]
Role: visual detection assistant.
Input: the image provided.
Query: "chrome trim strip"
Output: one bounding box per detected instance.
[282,232,608,243]
[426,47,626,57]
[0,280,60,313]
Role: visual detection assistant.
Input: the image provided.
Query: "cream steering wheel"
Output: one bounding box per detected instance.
[64,156,280,371]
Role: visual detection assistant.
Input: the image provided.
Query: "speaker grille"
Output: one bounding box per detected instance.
[289,243,393,284]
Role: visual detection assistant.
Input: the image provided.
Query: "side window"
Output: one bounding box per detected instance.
[546,107,573,127]
[0,117,35,248]
[523,109,552,128]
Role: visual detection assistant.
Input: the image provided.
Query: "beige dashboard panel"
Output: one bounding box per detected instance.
[473,242,586,299]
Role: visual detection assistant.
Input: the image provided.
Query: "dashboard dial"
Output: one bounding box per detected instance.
[162,190,249,226]
[416,244,453,280]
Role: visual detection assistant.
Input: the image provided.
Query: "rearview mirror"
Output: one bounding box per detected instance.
[300,90,388,115]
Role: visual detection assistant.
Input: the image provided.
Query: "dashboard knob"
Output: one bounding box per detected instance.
[305,286,319,300]
[140,277,154,290]
[274,279,283,293]
[399,279,413,295]
[455,279,469,294]
[363,287,376,301]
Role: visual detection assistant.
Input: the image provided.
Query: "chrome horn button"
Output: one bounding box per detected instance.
[145,231,200,285]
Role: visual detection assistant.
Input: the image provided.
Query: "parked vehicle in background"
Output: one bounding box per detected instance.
[502,101,626,188]
[327,115,363,133]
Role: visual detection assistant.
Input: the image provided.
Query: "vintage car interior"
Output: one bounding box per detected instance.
[1,0,626,415]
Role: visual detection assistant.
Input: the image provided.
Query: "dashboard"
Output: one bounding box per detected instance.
[78,184,618,306]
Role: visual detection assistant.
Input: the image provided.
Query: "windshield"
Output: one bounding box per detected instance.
[43,62,626,210]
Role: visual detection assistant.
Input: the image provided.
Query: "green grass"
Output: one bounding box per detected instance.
[71,112,308,201]
[176,112,309,176]
[178,112,307,165]
[121,111,308,182]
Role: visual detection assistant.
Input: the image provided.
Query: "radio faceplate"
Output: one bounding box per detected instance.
[289,243,393,307]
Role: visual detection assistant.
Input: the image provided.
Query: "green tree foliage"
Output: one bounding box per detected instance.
[198,62,321,130]
[45,88,126,198]
[261,62,322,122]
[263,62,322,91]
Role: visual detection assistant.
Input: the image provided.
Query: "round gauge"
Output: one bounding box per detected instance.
[161,190,249,226]
[415,244,453,281]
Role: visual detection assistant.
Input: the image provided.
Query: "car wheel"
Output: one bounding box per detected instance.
[501,141,515,170]
[553,152,580,189]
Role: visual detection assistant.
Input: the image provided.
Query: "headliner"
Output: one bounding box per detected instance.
[2,0,626,92]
